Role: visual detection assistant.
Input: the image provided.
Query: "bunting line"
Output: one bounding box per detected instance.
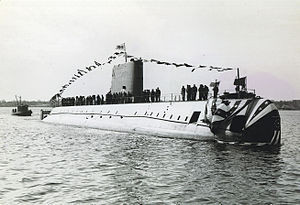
[51,50,235,101]
[125,55,234,73]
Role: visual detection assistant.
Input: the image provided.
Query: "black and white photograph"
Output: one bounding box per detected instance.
[0,0,299,204]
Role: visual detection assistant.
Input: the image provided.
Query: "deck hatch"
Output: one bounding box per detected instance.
[189,111,201,123]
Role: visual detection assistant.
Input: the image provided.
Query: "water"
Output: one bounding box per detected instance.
[0,107,299,204]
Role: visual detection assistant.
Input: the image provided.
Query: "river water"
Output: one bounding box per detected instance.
[0,107,299,204]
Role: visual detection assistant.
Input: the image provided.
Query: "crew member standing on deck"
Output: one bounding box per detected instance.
[213,83,219,98]
[204,85,209,100]
[121,86,127,95]
[156,87,161,102]
[96,95,101,105]
[101,95,104,104]
[186,85,191,101]
[151,89,155,102]
[121,86,127,103]
[192,84,197,101]
[181,86,186,101]
[198,84,204,100]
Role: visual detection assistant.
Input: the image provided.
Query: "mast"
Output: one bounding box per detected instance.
[236,68,247,91]
[116,43,127,63]
[237,68,240,92]
[124,43,127,63]
[15,95,18,106]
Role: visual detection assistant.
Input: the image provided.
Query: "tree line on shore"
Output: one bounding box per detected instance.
[273,100,300,110]
[0,100,51,107]
[1,99,300,110]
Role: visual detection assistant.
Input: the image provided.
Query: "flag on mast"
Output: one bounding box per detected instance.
[116,43,127,62]
[116,43,126,50]
[234,77,247,87]
[210,81,220,87]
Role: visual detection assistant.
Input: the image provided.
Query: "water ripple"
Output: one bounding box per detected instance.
[0,108,299,204]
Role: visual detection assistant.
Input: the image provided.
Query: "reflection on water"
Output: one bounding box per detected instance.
[0,108,299,204]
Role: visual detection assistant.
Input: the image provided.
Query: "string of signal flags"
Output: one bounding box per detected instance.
[52,44,235,100]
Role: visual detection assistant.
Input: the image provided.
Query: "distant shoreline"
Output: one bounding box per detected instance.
[0,105,51,107]
[0,101,51,107]
[273,100,300,110]
[1,100,299,110]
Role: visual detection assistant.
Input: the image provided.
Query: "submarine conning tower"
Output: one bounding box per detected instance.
[111,60,143,102]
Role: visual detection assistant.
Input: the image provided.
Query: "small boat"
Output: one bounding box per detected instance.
[12,96,32,116]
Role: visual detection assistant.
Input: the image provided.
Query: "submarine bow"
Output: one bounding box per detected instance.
[211,98,281,145]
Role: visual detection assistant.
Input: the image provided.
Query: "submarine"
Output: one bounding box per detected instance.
[43,60,281,146]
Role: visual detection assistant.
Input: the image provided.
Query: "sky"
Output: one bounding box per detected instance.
[0,0,299,101]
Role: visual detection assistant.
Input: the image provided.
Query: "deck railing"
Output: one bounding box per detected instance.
[53,89,256,107]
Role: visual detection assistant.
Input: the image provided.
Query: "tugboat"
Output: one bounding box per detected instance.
[12,96,32,116]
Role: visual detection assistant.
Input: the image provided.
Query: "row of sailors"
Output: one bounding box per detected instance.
[106,87,161,104]
[61,95,105,106]
[141,87,161,103]
[105,91,133,104]
[61,87,162,106]
[181,84,210,101]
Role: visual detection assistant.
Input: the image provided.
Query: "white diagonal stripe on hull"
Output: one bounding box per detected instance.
[231,100,246,115]
[212,115,225,122]
[246,99,265,125]
[235,106,247,116]
[274,131,281,145]
[246,104,277,128]
[270,130,277,145]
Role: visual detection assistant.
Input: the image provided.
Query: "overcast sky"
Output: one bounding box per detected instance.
[0,0,299,101]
